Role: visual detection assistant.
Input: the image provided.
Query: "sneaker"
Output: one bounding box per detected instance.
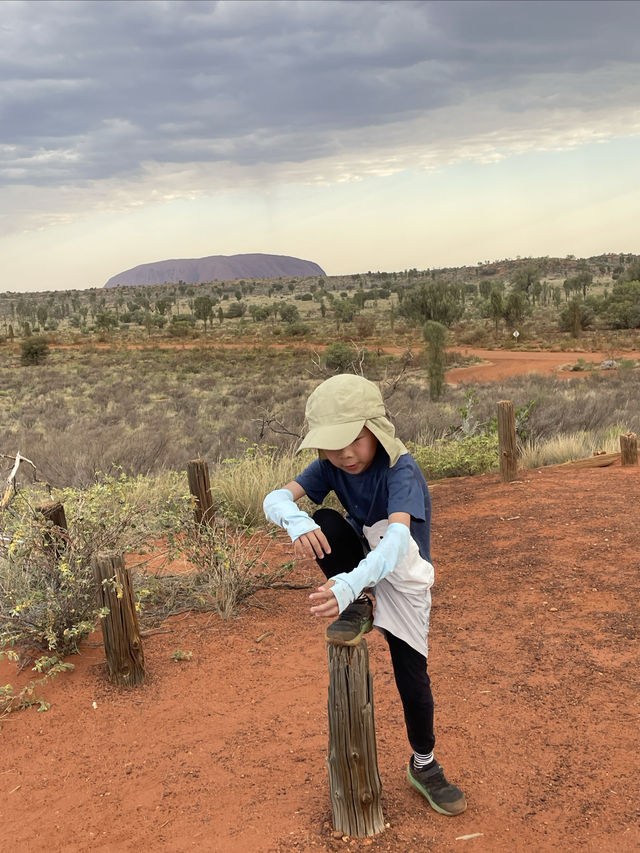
[407,756,467,816]
[326,595,373,646]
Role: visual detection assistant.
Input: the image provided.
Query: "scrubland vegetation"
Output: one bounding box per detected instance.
[2,252,640,710]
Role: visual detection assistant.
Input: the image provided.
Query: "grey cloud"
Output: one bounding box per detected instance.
[1,0,639,189]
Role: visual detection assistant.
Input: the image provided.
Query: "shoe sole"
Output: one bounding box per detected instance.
[406,765,468,816]
[326,618,373,646]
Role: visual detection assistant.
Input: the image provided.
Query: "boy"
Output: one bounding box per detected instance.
[263,374,466,816]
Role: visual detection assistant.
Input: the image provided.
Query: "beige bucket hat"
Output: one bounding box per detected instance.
[297,374,407,467]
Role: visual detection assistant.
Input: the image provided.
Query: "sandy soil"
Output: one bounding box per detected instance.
[2,462,638,853]
[446,347,640,384]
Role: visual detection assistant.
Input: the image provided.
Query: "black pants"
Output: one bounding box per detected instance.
[313,508,435,755]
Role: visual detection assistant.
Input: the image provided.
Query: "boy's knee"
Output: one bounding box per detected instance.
[312,507,344,530]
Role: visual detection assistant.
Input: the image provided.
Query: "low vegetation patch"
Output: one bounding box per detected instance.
[409,434,500,480]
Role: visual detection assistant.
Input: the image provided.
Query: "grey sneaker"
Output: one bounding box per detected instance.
[407,757,467,815]
[326,595,373,645]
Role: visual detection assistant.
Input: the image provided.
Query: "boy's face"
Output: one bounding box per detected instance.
[322,427,378,475]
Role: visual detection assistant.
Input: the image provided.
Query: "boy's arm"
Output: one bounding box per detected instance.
[263,481,331,558]
[310,512,411,617]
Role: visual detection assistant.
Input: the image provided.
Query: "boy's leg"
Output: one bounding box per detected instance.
[311,508,367,579]
[385,630,466,816]
[385,630,435,755]
[311,508,373,645]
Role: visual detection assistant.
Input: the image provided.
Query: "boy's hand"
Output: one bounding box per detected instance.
[293,528,331,560]
[309,580,339,619]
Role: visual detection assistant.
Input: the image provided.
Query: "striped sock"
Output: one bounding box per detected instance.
[413,751,434,769]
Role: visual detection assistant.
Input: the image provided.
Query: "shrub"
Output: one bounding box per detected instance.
[0,473,190,658]
[354,314,376,337]
[408,434,499,480]
[176,519,277,619]
[226,301,247,319]
[285,321,310,337]
[325,341,356,372]
[558,299,594,335]
[20,337,49,365]
[278,303,300,323]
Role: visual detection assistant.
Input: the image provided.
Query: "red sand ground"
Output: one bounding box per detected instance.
[2,462,638,853]
[445,347,640,384]
[3,350,639,851]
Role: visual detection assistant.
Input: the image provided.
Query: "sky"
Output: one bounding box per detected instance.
[1,0,640,293]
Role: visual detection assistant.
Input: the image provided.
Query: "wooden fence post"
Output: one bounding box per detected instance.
[187,459,214,525]
[326,639,385,838]
[92,552,146,687]
[620,432,638,466]
[36,501,68,557]
[497,400,518,483]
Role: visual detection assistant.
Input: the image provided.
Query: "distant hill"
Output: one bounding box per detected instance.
[103,253,325,288]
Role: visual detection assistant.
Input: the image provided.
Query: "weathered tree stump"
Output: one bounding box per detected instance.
[92,552,146,687]
[620,432,638,466]
[326,639,384,837]
[187,458,214,525]
[497,400,518,482]
[36,501,68,558]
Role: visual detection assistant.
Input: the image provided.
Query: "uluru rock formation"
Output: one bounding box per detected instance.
[103,253,325,288]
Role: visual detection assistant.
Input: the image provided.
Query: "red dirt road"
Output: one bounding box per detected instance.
[446,347,640,384]
[2,465,639,852]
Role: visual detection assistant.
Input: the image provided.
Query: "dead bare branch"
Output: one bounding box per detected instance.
[380,349,416,401]
[255,411,302,441]
[1,451,38,511]
[304,349,329,378]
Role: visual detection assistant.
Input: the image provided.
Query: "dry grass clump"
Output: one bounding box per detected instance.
[518,422,632,469]
[209,448,317,528]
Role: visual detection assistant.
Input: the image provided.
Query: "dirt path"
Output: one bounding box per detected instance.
[446,347,640,384]
[2,465,638,852]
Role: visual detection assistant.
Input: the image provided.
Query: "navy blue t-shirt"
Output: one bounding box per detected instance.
[295,446,432,563]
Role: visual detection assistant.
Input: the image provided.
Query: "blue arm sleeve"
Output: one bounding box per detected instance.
[263,488,320,542]
[330,522,410,612]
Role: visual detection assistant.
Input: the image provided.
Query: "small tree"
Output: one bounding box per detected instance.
[193,295,214,332]
[21,336,49,365]
[559,299,594,336]
[278,303,300,324]
[567,298,582,338]
[503,290,527,325]
[332,298,356,329]
[36,305,48,329]
[95,311,119,332]
[511,264,540,299]
[489,288,504,334]
[399,280,464,327]
[422,320,447,400]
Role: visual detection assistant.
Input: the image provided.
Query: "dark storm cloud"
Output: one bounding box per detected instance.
[1,0,639,187]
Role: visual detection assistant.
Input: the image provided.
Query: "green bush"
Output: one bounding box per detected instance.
[1,473,190,659]
[408,434,499,481]
[226,301,247,319]
[325,341,355,372]
[20,337,49,365]
[285,321,310,337]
